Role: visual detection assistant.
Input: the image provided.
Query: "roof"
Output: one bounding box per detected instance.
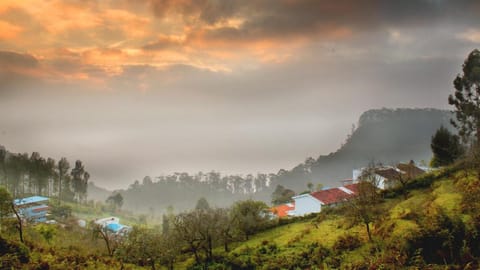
[14,196,49,206]
[397,163,425,178]
[106,223,124,232]
[374,168,403,180]
[270,203,295,218]
[310,187,353,205]
[343,183,360,194]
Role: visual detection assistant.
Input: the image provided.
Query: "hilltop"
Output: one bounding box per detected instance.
[275,108,452,190]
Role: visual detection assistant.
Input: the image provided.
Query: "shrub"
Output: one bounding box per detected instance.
[332,234,362,252]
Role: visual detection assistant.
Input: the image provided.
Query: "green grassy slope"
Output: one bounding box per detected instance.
[200,168,479,269]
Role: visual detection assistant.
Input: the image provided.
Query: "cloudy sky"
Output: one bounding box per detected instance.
[0,0,479,189]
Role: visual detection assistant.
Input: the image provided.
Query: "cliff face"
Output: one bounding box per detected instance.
[275,108,454,189]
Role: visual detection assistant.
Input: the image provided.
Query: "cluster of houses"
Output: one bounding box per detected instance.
[11,195,130,236]
[271,161,427,218]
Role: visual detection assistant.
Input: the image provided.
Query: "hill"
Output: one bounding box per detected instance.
[275,108,453,190]
[180,167,478,269]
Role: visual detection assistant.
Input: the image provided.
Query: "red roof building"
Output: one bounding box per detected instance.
[310,187,354,205]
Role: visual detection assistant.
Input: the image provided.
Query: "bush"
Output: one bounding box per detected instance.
[332,234,362,252]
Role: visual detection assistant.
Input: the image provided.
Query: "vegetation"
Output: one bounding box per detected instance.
[449,49,480,145]
[0,146,89,204]
[430,125,464,167]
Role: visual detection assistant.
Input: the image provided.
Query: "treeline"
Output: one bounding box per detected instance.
[121,172,277,214]
[131,172,272,195]
[0,146,89,202]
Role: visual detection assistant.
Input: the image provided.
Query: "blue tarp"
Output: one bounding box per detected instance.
[14,196,49,206]
[106,223,123,232]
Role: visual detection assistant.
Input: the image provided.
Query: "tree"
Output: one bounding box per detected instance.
[57,157,70,203]
[430,126,464,167]
[117,226,160,269]
[448,49,480,145]
[271,184,295,205]
[231,200,270,240]
[173,210,203,264]
[0,187,24,243]
[195,197,210,210]
[71,160,88,203]
[0,186,13,231]
[106,193,123,212]
[344,178,383,242]
[92,223,120,256]
[307,182,314,192]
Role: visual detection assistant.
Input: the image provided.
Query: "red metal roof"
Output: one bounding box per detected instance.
[343,183,360,194]
[311,188,353,205]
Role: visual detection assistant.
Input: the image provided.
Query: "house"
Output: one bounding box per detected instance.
[13,196,49,223]
[373,167,403,190]
[353,166,403,190]
[270,202,295,218]
[397,161,426,179]
[353,161,426,190]
[288,184,359,216]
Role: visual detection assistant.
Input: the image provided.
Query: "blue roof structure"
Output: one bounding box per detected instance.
[106,223,128,233]
[14,196,49,206]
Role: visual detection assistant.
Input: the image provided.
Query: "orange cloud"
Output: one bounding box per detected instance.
[0,20,22,40]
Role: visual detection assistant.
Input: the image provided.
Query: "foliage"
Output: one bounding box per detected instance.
[116,226,173,270]
[344,180,383,242]
[50,203,73,220]
[34,224,56,244]
[332,234,362,252]
[430,125,464,167]
[106,192,124,212]
[231,200,272,240]
[449,49,480,144]
[0,186,13,229]
[195,197,210,210]
[271,184,295,205]
[0,146,89,203]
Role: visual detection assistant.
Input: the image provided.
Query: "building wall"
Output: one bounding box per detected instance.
[290,194,322,216]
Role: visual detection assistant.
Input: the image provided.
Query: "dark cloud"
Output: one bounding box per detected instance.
[0,51,42,95]
[147,0,480,42]
[0,51,38,68]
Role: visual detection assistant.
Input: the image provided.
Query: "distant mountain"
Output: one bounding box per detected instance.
[118,108,453,214]
[275,108,453,190]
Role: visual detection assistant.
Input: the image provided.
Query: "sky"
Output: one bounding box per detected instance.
[0,0,479,189]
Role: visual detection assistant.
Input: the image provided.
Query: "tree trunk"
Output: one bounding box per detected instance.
[193,249,200,264]
[207,237,213,261]
[11,203,24,243]
[365,221,372,242]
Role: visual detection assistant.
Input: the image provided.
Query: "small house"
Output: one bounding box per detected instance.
[288,184,359,216]
[13,196,49,223]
